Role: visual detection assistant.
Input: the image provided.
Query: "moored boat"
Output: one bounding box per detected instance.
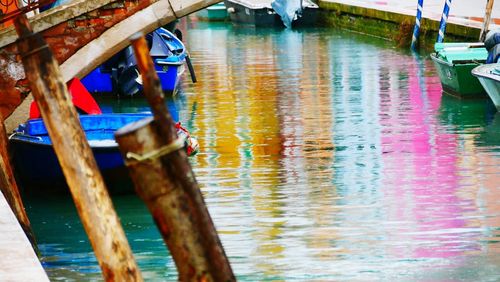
[472,63,500,111]
[224,0,318,28]
[196,2,229,21]
[81,27,187,96]
[9,113,199,195]
[430,42,488,98]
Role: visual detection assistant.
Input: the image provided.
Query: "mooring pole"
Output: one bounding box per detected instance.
[479,0,495,42]
[114,34,235,282]
[436,0,452,43]
[13,15,142,282]
[411,0,424,50]
[0,113,36,250]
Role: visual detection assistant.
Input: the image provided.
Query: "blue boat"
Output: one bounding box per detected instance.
[81,27,187,96]
[9,113,198,195]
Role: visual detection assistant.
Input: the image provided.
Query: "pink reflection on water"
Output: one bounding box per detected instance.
[381,57,477,259]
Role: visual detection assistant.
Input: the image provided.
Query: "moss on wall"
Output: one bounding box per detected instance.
[318,2,481,52]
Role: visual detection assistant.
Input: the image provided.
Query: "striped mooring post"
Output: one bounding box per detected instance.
[411,0,424,50]
[437,0,452,43]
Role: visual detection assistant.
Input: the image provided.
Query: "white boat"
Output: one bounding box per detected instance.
[224,0,318,28]
[472,63,500,111]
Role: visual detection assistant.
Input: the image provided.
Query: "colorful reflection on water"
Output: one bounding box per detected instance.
[25,19,500,281]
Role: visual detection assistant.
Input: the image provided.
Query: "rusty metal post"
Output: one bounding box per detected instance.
[114,34,235,282]
[480,0,495,42]
[13,15,142,282]
[0,112,37,250]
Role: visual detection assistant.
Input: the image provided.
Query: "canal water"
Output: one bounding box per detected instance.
[24,20,500,281]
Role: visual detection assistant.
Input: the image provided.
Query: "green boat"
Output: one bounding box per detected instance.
[430,42,488,98]
[196,2,228,21]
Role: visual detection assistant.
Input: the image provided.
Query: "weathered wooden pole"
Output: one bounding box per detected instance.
[13,14,142,282]
[115,34,235,282]
[0,113,36,249]
[480,0,495,42]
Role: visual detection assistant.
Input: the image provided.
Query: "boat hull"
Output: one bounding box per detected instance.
[431,53,486,98]
[224,0,318,27]
[472,64,500,111]
[197,3,229,21]
[9,114,151,195]
[155,62,185,96]
[9,140,134,195]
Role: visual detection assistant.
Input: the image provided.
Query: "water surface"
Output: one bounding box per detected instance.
[25,20,500,281]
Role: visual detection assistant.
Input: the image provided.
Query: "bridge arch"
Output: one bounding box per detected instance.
[1,0,219,129]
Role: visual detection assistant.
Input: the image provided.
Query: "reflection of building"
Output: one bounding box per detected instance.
[184,24,286,276]
[380,56,484,259]
[179,22,500,280]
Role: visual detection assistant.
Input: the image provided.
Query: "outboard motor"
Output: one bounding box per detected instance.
[117,47,141,96]
[484,29,500,64]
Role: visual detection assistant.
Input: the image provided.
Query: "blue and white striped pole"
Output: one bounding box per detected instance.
[436,0,452,43]
[411,0,424,50]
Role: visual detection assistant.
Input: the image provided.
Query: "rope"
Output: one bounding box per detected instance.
[125,137,185,164]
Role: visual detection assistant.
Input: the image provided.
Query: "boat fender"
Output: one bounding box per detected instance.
[484,29,500,50]
[227,7,235,13]
[486,44,500,64]
[485,29,500,63]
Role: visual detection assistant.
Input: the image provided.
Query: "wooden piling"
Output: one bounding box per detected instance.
[479,0,495,42]
[0,113,36,250]
[13,15,142,282]
[114,35,235,282]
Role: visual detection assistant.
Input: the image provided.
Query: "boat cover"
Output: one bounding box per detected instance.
[271,0,302,28]
[271,0,317,28]
[434,43,488,63]
[150,31,173,57]
[23,114,150,137]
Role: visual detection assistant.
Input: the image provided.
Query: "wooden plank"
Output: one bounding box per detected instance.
[0,193,49,282]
